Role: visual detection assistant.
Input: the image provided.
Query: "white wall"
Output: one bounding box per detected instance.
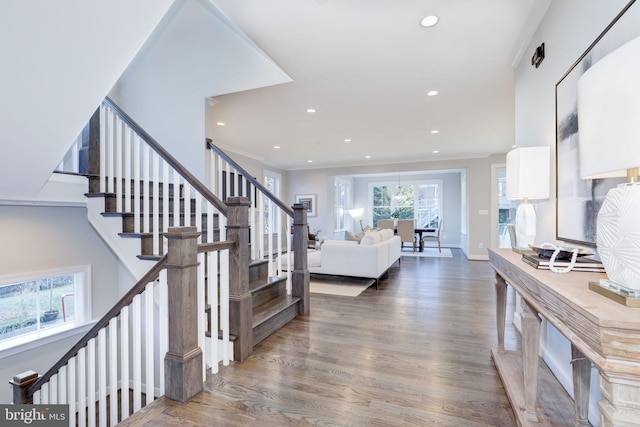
[0,0,173,198]
[514,1,633,423]
[0,205,121,404]
[110,0,291,184]
[286,154,504,260]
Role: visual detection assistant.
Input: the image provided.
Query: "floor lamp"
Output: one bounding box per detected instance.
[577,33,640,304]
[506,146,550,251]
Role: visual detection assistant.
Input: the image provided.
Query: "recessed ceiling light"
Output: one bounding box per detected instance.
[427,90,439,97]
[430,130,439,134]
[306,108,316,113]
[420,15,439,28]
[512,144,517,148]
[365,155,371,159]
[344,138,352,143]
[273,145,280,149]
[433,150,440,154]
[307,160,313,163]
[216,122,225,126]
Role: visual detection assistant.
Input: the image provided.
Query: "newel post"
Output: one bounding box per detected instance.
[9,370,38,404]
[227,197,253,362]
[292,203,310,315]
[164,226,203,402]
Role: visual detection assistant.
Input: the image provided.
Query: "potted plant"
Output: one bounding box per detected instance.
[41,280,59,323]
[391,210,400,226]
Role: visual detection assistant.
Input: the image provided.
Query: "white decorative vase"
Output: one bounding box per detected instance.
[597,183,640,291]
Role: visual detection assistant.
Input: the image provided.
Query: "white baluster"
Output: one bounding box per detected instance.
[197,252,206,379]
[173,170,180,227]
[78,347,86,427]
[49,374,57,404]
[152,151,160,256]
[59,365,66,404]
[68,357,76,427]
[98,328,107,426]
[158,270,168,397]
[132,294,142,412]
[87,338,96,427]
[142,144,150,235]
[162,160,169,254]
[106,110,115,194]
[33,389,41,405]
[115,116,123,214]
[184,182,192,227]
[195,194,202,244]
[220,249,230,366]
[268,199,274,277]
[41,382,49,404]
[99,104,107,194]
[109,318,118,426]
[120,308,129,421]
[124,127,132,213]
[286,216,292,294]
[133,135,141,234]
[258,192,265,262]
[208,251,219,373]
[144,283,154,405]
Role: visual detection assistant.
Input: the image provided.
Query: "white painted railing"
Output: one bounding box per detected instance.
[22,241,232,427]
[206,141,293,292]
[100,100,228,257]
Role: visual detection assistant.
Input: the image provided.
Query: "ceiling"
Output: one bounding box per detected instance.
[207,0,548,171]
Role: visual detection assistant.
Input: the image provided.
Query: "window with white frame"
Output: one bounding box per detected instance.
[369,179,442,228]
[334,177,351,232]
[0,266,91,345]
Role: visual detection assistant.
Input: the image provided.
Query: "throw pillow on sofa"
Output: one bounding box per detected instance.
[360,230,382,245]
[345,230,365,242]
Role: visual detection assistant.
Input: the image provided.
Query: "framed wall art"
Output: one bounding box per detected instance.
[555,0,636,246]
[295,194,317,217]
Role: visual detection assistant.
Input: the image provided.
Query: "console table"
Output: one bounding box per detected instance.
[488,248,640,427]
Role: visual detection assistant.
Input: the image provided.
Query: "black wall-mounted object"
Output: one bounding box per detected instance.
[531,43,545,68]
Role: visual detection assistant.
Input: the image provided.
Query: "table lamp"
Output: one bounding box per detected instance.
[506,146,550,251]
[577,33,640,303]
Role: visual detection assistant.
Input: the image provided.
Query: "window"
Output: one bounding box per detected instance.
[0,266,91,346]
[369,180,443,228]
[334,178,351,232]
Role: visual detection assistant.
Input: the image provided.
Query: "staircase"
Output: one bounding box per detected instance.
[82,98,307,360]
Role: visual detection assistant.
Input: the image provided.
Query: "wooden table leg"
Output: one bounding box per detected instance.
[521,299,541,422]
[571,345,591,426]
[495,273,507,352]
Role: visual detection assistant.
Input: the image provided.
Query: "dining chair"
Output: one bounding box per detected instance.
[378,219,395,230]
[397,219,417,252]
[422,219,442,252]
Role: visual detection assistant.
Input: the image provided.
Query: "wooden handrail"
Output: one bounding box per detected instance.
[198,240,235,254]
[206,139,294,218]
[103,97,228,217]
[28,254,169,396]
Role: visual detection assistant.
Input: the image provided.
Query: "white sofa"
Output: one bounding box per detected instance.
[306,228,401,285]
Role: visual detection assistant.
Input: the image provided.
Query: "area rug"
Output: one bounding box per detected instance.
[309,275,375,297]
[401,247,453,258]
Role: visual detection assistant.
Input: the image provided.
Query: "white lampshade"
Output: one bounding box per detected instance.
[505,146,550,249]
[577,34,640,295]
[506,147,550,201]
[577,34,640,180]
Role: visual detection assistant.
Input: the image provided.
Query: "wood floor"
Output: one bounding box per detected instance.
[121,250,523,426]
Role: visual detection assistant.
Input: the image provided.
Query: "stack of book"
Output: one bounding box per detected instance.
[522,253,606,273]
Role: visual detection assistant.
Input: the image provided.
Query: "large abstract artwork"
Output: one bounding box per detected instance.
[556,0,636,246]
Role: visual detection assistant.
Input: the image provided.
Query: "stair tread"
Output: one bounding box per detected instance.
[252,295,300,328]
[249,275,287,293]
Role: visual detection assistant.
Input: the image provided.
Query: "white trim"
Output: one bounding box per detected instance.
[0,320,96,359]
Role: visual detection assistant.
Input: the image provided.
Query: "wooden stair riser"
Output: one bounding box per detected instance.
[251,278,287,308]
[252,298,299,346]
[103,193,196,214]
[119,212,219,233]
